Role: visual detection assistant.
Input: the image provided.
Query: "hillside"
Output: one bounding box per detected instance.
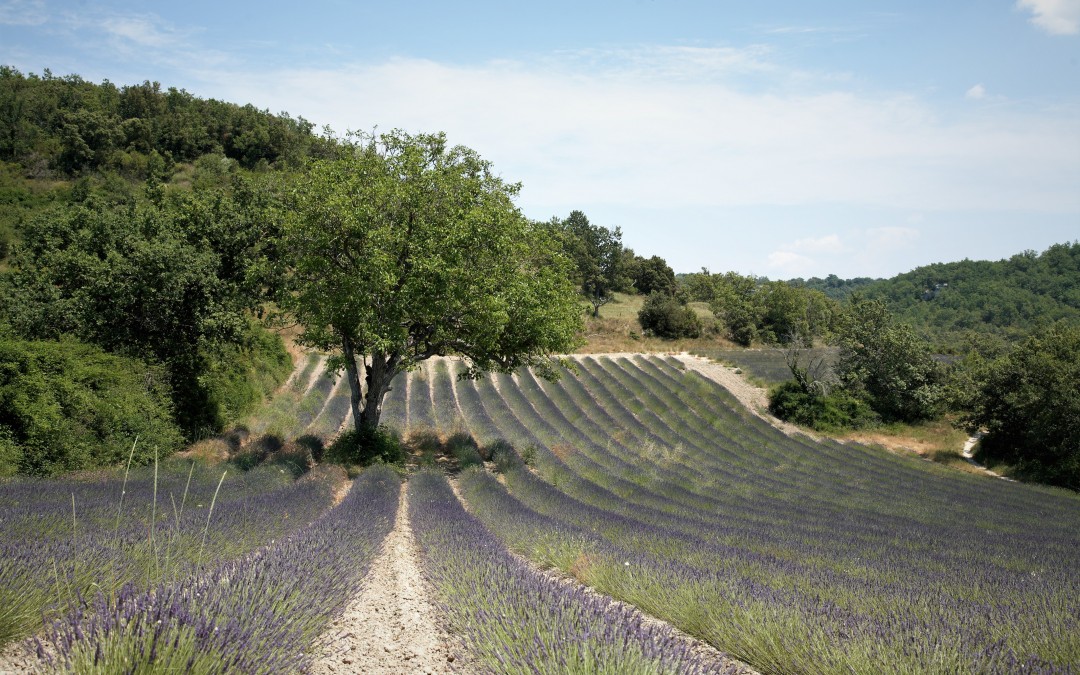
[857,242,1080,343]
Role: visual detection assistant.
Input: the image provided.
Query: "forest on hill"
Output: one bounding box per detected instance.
[858,243,1080,343]
[0,67,324,475]
[785,243,1080,345]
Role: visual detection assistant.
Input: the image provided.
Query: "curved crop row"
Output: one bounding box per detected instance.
[394,355,1080,674]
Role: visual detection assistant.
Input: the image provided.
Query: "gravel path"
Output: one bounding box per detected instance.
[310,482,463,675]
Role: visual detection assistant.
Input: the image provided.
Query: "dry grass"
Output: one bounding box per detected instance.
[838,418,974,469]
[179,438,232,465]
[576,293,736,354]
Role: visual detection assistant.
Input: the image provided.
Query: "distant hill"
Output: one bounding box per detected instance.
[785,274,880,301]
[855,243,1080,343]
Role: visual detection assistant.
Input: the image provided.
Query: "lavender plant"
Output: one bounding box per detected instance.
[409,469,740,674]
[40,464,399,673]
[0,461,335,646]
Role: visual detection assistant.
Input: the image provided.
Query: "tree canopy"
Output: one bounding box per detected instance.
[282,131,582,434]
[858,242,1080,343]
[834,298,943,423]
[0,176,288,435]
[963,323,1080,488]
[553,210,630,317]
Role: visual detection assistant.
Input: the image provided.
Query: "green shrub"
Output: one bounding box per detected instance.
[446,432,484,468]
[326,425,404,466]
[768,380,877,432]
[638,292,702,339]
[200,322,293,431]
[0,337,184,476]
[967,324,1080,489]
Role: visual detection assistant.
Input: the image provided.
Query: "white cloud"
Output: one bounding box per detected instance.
[0,0,46,26]
[100,16,181,48]
[199,49,1080,221]
[789,234,845,253]
[864,227,921,249]
[50,10,232,74]
[766,228,923,279]
[1017,0,1080,35]
[965,83,986,99]
[767,250,816,275]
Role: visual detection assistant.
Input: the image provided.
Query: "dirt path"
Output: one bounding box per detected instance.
[672,353,816,439]
[310,482,462,675]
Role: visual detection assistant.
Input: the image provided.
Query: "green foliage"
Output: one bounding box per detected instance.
[768,379,877,432]
[0,66,322,178]
[965,324,1080,488]
[697,271,838,346]
[627,254,677,296]
[0,175,285,436]
[755,281,835,345]
[786,274,880,301]
[834,298,944,423]
[707,271,762,346]
[199,322,293,431]
[0,337,183,476]
[283,130,583,432]
[551,210,631,316]
[859,242,1080,342]
[637,292,702,339]
[326,425,404,466]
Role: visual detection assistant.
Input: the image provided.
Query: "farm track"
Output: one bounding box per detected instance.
[311,482,463,675]
[0,639,39,674]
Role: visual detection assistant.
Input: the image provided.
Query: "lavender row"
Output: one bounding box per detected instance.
[40,464,400,674]
[408,469,739,674]
[0,462,335,646]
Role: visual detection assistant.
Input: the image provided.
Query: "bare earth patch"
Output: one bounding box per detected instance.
[310,482,465,675]
[0,640,42,674]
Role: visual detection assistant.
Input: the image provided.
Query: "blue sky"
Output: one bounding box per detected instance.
[2,0,1078,278]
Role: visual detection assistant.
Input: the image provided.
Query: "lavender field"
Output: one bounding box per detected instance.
[380,355,1080,674]
[4,353,1078,673]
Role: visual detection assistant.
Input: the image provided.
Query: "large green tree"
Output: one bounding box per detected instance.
[282,131,582,433]
[964,324,1080,488]
[557,210,629,317]
[834,298,943,422]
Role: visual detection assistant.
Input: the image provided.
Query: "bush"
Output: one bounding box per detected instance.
[966,324,1080,489]
[326,425,404,467]
[201,322,294,431]
[638,292,702,339]
[0,337,184,476]
[768,380,877,432]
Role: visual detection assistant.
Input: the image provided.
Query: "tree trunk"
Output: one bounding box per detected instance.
[358,349,399,432]
[341,333,365,432]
